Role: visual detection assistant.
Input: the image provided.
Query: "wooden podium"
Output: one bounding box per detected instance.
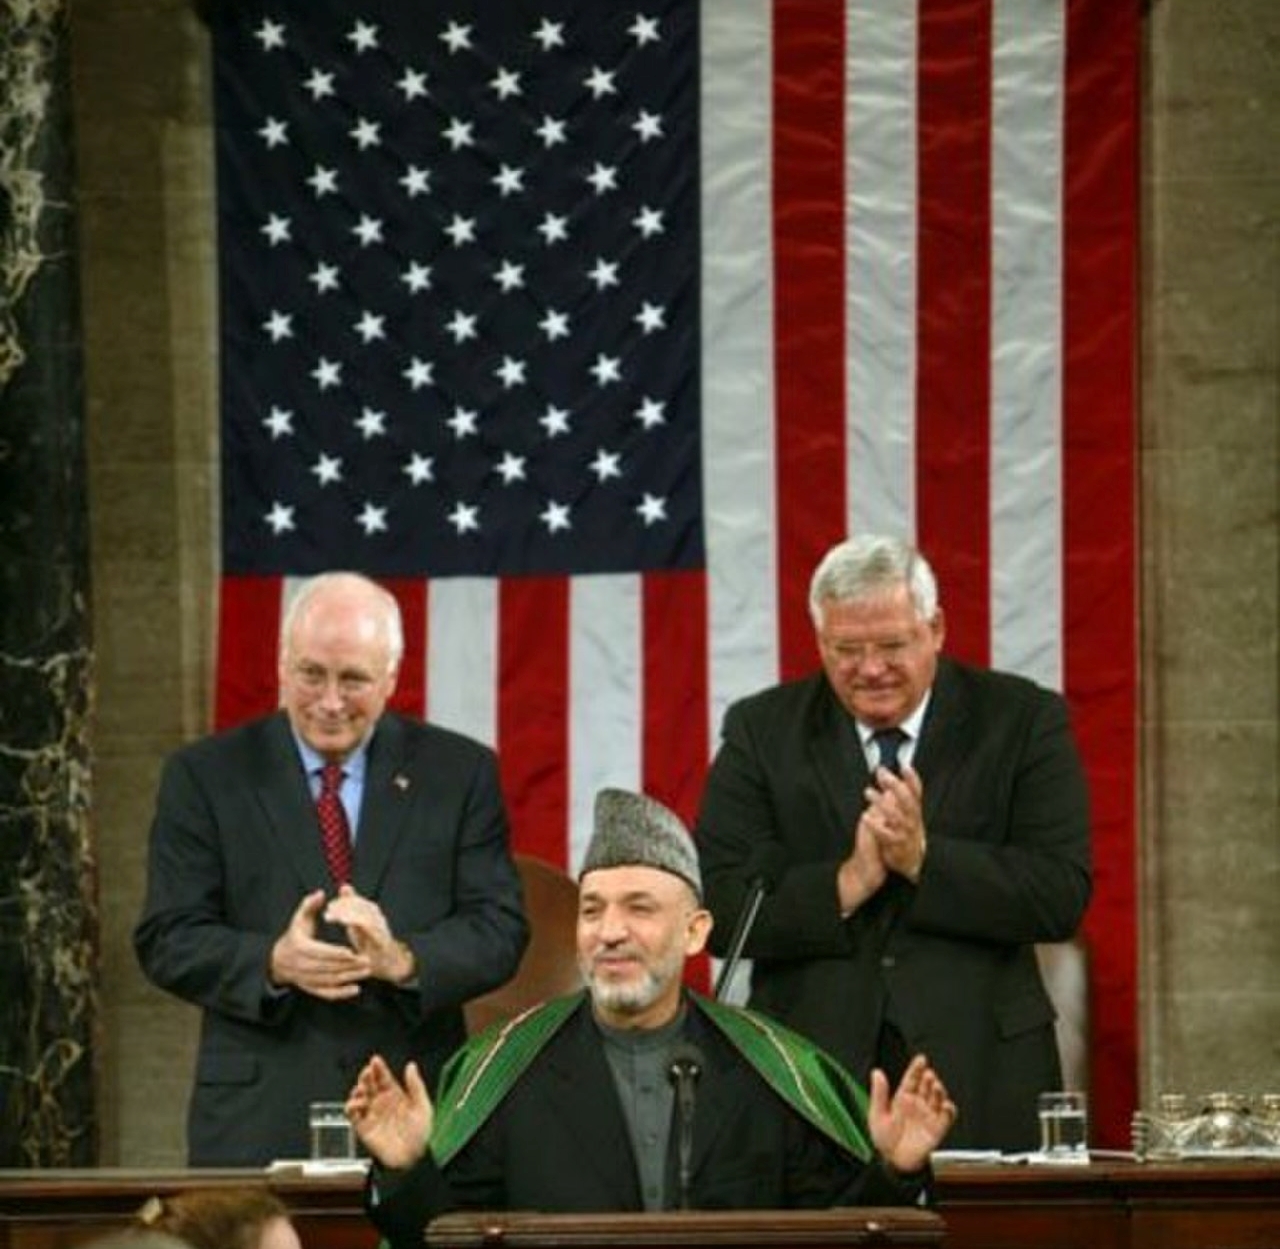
[425,1209,944,1249]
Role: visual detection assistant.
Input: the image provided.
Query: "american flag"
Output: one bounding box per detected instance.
[209,0,1137,1145]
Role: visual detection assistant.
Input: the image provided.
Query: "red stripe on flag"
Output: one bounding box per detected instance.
[497,576,570,865]
[915,0,993,665]
[381,579,426,718]
[642,569,709,826]
[772,0,848,680]
[1062,0,1139,1149]
[215,575,284,730]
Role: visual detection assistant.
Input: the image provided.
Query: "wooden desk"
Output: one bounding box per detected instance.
[1,1161,1278,1249]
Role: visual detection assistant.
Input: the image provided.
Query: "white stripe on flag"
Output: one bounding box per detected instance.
[990,0,1066,689]
[427,577,498,748]
[701,0,779,747]
[568,574,642,872]
[846,0,918,536]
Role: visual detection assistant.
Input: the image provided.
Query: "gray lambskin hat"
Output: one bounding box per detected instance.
[580,788,703,899]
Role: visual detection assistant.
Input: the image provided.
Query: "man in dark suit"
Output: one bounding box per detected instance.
[134,572,529,1165]
[345,789,956,1246]
[695,535,1092,1151]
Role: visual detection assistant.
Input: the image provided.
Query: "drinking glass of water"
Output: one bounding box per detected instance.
[1038,1090,1089,1163]
[308,1100,355,1161]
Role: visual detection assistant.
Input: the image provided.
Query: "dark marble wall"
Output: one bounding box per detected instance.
[0,3,96,1165]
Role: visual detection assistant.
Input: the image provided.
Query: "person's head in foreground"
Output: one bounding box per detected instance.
[135,1188,301,1249]
[576,786,711,1031]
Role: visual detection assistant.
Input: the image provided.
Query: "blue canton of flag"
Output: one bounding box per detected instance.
[213,0,702,577]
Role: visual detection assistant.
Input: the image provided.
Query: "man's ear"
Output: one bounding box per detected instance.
[685,907,713,957]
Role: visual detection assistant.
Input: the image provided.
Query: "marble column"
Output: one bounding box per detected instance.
[0,1,96,1165]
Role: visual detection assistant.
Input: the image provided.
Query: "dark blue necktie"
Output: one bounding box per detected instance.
[871,727,908,776]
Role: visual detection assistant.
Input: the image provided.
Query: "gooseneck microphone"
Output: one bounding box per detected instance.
[667,1042,704,1210]
[713,844,785,1001]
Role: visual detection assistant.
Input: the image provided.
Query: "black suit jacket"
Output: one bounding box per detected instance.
[696,659,1091,1150]
[369,1000,922,1249]
[134,710,529,1165]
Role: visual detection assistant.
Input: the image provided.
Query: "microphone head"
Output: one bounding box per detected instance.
[746,842,787,892]
[667,1041,705,1083]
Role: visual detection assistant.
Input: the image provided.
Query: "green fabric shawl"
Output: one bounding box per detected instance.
[427,991,873,1167]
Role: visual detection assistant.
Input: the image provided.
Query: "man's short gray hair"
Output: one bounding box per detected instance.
[279,571,405,675]
[808,535,939,627]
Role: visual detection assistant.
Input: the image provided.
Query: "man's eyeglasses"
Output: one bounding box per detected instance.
[289,663,376,697]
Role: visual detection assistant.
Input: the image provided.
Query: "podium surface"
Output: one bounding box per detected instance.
[426,1209,943,1248]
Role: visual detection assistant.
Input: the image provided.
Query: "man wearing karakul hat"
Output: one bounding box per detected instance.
[347,789,957,1246]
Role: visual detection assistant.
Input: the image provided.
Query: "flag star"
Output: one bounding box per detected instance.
[636,493,668,525]
[590,448,622,482]
[447,406,479,438]
[495,356,527,388]
[398,68,429,100]
[635,302,666,333]
[493,260,525,292]
[308,165,338,197]
[540,405,571,437]
[264,214,294,244]
[356,502,388,534]
[629,15,661,45]
[304,68,335,100]
[404,357,434,388]
[495,451,527,484]
[310,261,340,293]
[492,164,524,196]
[350,118,382,150]
[633,110,663,142]
[635,396,666,427]
[440,21,472,53]
[633,206,665,237]
[312,358,342,390]
[586,162,618,194]
[264,502,295,533]
[444,214,477,246]
[254,18,285,50]
[400,165,431,196]
[540,500,572,533]
[311,452,343,484]
[446,309,478,342]
[263,406,294,438]
[448,501,480,533]
[584,66,617,98]
[355,407,386,438]
[347,21,379,52]
[404,453,435,484]
[352,214,384,245]
[354,311,385,343]
[402,261,432,293]
[258,117,288,147]
[263,310,293,341]
[588,258,619,290]
[539,308,570,341]
[443,117,475,150]
[532,18,564,50]
[537,213,569,245]
[590,354,622,385]
[535,115,567,147]
[490,67,522,99]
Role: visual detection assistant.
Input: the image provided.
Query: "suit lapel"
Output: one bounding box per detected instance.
[914,658,971,828]
[542,1011,645,1207]
[351,714,417,895]
[251,713,333,891]
[804,679,869,845]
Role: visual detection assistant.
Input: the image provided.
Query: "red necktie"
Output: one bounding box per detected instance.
[317,762,353,885]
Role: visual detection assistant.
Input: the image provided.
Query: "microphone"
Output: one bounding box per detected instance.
[667,1042,704,1210]
[713,843,785,1001]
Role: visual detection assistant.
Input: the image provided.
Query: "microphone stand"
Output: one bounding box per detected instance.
[667,1044,703,1210]
[713,874,769,1001]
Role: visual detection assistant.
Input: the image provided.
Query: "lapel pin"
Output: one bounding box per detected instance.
[393,774,410,791]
